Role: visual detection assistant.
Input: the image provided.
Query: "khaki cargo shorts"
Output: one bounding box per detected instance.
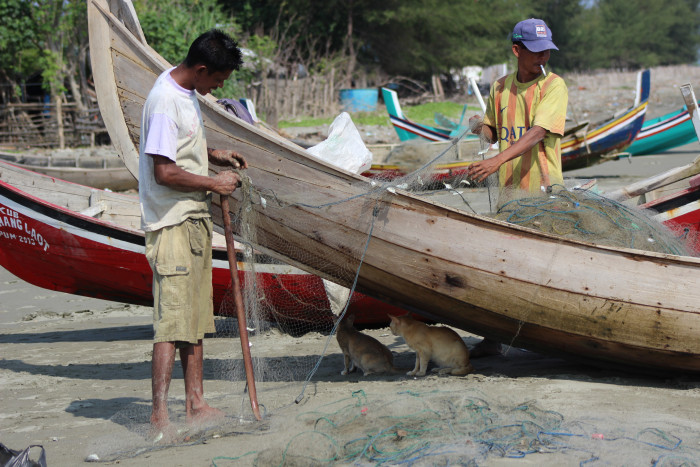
[145,217,215,344]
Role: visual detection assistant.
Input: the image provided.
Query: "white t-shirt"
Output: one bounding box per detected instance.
[139,68,211,232]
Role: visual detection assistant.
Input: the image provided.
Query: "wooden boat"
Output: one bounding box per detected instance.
[607,84,700,254]
[363,138,491,184]
[89,0,700,374]
[382,70,651,172]
[0,150,137,191]
[365,88,492,183]
[237,93,486,185]
[641,175,700,254]
[626,104,699,156]
[381,87,475,142]
[0,159,407,329]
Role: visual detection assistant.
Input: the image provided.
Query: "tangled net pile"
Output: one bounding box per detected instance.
[492,185,692,256]
[211,389,700,466]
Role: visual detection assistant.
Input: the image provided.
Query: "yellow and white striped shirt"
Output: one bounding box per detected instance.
[483,71,568,194]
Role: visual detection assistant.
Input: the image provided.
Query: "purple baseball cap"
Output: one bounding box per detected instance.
[511,18,558,52]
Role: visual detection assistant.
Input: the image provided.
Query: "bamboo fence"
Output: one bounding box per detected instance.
[0,102,107,148]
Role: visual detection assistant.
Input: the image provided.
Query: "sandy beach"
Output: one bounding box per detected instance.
[4,105,700,464]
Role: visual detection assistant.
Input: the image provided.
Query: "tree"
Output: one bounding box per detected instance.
[361,0,525,77]
[0,1,92,146]
[132,0,246,98]
[0,0,36,103]
[594,0,699,68]
[530,0,585,72]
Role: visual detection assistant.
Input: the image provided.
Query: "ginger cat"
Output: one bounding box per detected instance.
[335,313,398,376]
[389,314,473,376]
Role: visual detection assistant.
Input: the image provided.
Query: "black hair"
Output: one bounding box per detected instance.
[184,29,243,73]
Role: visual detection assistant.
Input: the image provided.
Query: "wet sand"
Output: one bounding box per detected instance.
[2,143,700,466]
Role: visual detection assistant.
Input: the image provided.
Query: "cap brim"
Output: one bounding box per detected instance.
[521,40,558,53]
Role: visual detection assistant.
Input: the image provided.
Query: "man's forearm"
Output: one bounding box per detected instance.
[154,163,215,192]
[494,126,546,164]
[480,124,497,144]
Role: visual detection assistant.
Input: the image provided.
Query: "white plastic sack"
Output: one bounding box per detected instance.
[322,278,352,315]
[307,112,372,174]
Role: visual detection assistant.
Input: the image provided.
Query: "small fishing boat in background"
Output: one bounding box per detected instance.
[626,104,699,156]
[0,149,137,191]
[382,71,651,171]
[381,87,476,142]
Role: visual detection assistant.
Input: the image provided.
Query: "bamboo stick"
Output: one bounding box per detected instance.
[220,196,262,421]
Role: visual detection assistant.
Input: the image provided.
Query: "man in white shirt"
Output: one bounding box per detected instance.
[139,29,247,438]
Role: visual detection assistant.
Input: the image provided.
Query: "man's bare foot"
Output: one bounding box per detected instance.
[187,405,226,426]
[470,339,502,358]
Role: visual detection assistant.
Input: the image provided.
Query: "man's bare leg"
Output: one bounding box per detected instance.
[151,342,176,432]
[180,340,224,425]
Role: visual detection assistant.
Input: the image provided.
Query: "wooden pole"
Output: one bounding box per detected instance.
[220,195,262,421]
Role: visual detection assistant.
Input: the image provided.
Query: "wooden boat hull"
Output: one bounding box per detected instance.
[363,160,472,183]
[0,151,138,191]
[627,106,698,156]
[89,0,700,374]
[640,175,700,254]
[559,100,647,169]
[656,200,700,254]
[381,87,455,142]
[0,160,406,328]
[364,139,488,183]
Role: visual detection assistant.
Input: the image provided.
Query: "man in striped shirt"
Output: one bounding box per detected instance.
[467,18,567,199]
[467,18,567,358]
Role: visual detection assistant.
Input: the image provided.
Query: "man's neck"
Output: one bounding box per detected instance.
[170,64,195,91]
[516,70,540,84]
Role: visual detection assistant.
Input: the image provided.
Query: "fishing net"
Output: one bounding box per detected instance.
[92,114,699,463]
[492,185,692,255]
[206,389,700,466]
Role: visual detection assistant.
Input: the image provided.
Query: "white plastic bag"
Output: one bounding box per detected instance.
[307,112,372,174]
[322,278,352,315]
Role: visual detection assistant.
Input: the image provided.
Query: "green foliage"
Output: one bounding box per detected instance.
[362,0,524,76]
[133,0,241,65]
[530,0,585,71]
[0,0,36,80]
[0,0,93,103]
[533,0,700,71]
[39,50,65,94]
[1,0,699,107]
[222,0,353,63]
[584,0,700,69]
[133,0,246,97]
[220,0,700,77]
